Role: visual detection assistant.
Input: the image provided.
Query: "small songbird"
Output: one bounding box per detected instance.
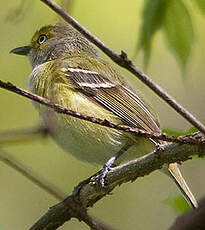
[10,23,198,208]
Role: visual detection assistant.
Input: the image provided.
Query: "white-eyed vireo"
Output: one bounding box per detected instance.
[11,23,197,208]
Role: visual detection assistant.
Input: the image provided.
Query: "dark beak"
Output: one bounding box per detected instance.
[10,46,31,56]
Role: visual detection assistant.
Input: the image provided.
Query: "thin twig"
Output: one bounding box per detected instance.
[0,149,116,230]
[3,2,204,229]
[40,0,205,135]
[0,80,204,145]
[0,125,48,145]
[29,138,205,230]
[0,149,66,200]
[29,194,117,230]
[2,82,202,230]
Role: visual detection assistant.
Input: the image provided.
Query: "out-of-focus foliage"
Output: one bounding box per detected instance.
[165,196,191,215]
[163,126,198,137]
[194,0,205,14]
[60,0,73,12]
[138,0,205,71]
[5,0,74,24]
[163,0,194,70]
[5,0,33,23]
[137,0,167,69]
[1,1,205,230]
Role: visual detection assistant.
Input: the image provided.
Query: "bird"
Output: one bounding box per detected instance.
[10,23,198,208]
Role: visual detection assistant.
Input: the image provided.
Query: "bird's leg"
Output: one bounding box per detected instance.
[149,138,166,151]
[97,143,133,187]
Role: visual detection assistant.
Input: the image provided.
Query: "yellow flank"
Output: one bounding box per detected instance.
[28,58,155,164]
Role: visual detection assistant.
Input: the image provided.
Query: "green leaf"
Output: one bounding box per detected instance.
[162,126,198,137]
[164,196,191,215]
[194,0,205,14]
[137,0,167,69]
[163,0,194,70]
[162,129,187,137]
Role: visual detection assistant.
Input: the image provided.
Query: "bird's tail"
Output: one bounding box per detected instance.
[166,163,198,209]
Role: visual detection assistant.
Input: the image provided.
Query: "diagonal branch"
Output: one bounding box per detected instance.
[29,137,205,230]
[1,81,203,230]
[0,149,66,200]
[0,80,204,145]
[0,125,48,145]
[39,0,205,135]
[3,2,204,229]
[0,149,117,230]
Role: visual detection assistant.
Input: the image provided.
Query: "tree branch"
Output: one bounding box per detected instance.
[3,2,204,229]
[0,80,204,146]
[29,137,205,230]
[0,125,48,145]
[1,83,203,230]
[40,0,205,135]
[4,82,203,230]
[0,149,117,230]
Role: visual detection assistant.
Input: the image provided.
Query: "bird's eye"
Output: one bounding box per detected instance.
[37,34,47,44]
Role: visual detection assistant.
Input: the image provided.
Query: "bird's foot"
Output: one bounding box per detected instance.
[96,156,116,187]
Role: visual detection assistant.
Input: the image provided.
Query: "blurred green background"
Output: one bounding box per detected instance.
[0,0,205,229]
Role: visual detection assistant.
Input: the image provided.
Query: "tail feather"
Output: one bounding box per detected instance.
[167,163,198,209]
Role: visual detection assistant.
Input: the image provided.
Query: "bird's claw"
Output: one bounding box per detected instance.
[96,165,111,187]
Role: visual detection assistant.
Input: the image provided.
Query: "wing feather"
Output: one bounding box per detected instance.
[62,67,160,132]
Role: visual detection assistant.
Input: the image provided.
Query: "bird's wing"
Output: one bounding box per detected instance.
[61,66,160,133]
